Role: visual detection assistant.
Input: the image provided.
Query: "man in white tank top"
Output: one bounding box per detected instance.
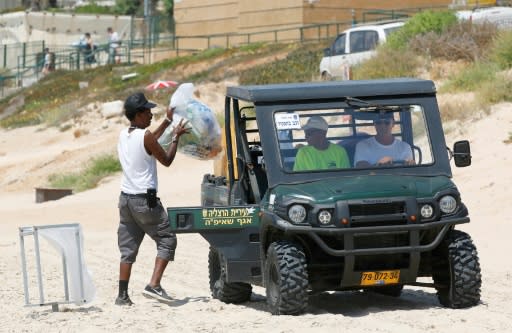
[115,92,189,306]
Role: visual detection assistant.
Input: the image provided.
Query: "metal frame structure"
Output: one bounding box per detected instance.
[18,223,85,312]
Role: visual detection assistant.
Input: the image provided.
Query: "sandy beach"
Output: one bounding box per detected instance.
[1,89,511,332]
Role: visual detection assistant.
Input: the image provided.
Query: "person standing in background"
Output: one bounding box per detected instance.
[42,48,51,74]
[84,33,96,65]
[107,27,120,64]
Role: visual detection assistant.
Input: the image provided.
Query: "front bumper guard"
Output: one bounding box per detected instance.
[274,217,469,256]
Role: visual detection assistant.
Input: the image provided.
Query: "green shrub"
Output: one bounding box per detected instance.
[112,0,142,15]
[0,70,85,128]
[40,104,80,128]
[351,46,419,79]
[441,62,498,93]
[408,21,497,62]
[488,30,512,70]
[238,42,266,53]
[239,46,323,84]
[387,10,458,50]
[48,154,121,192]
[74,3,112,14]
[438,94,480,122]
[476,74,512,105]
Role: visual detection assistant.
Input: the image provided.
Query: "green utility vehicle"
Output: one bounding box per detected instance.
[168,79,481,315]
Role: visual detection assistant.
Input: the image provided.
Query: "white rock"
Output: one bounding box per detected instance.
[101,100,124,119]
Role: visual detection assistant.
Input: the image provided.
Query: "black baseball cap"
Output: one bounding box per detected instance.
[124,92,156,119]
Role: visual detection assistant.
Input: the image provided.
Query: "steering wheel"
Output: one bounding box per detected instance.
[376,159,410,166]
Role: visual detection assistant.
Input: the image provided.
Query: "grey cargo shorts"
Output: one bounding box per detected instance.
[117,192,177,263]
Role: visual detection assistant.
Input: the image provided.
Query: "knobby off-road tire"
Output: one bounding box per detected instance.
[208,247,252,303]
[265,241,308,315]
[432,229,481,308]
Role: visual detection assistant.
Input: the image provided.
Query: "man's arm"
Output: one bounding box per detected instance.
[145,119,189,167]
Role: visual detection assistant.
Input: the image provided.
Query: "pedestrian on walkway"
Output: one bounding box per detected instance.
[107,27,121,64]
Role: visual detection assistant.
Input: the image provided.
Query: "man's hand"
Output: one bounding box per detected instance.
[174,119,190,138]
[376,156,393,165]
[166,107,175,123]
[376,157,415,166]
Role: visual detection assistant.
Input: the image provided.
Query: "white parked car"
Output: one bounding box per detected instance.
[319,21,405,80]
[456,6,512,29]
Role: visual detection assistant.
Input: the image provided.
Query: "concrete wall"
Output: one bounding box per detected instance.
[0,11,132,47]
[0,0,22,12]
[175,0,460,38]
[174,0,238,35]
[302,0,468,24]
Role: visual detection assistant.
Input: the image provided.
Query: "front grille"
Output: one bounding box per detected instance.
[349,202,405,216]
[347,200,408,227]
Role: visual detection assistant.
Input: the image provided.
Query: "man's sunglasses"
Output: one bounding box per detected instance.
[305,129,325,136]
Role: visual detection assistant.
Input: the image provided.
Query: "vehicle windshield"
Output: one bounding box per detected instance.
[274,105,433,172]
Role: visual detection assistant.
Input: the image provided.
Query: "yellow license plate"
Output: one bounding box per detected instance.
[360,270,400,286]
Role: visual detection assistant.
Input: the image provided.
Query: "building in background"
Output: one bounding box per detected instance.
[0,0,22,12]
[174,0,498,45]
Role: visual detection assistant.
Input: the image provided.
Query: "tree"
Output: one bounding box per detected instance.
[114,0,142,15]
[162,0,174,17]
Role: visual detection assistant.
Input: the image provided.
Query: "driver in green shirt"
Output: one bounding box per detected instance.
[293,116,350,171]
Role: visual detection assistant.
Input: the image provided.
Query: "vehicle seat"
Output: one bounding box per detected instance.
[249,148,268,198]
[280,147,297,170]
[338,133,371,167]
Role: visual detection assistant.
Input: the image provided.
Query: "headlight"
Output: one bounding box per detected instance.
[439,195,457,214]
[288,204,307,223]
[318,210,332,225]
[420,204,434,219]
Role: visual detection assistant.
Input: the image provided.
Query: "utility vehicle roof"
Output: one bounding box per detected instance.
[226,78,436,103]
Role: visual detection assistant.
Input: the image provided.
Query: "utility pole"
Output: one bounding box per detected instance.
[144,0,151,64]
[144,0,149,18]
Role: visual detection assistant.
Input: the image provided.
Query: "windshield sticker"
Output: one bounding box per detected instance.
[275,113,301,130]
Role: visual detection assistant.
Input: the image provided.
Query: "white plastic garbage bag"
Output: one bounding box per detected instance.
[158,83,223,160]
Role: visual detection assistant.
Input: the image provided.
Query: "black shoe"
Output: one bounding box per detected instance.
[142,284,173,303]
[115,291,134,306]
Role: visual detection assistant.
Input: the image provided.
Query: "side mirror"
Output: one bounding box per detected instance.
[323,48,331,57]
[453,140,471,167]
